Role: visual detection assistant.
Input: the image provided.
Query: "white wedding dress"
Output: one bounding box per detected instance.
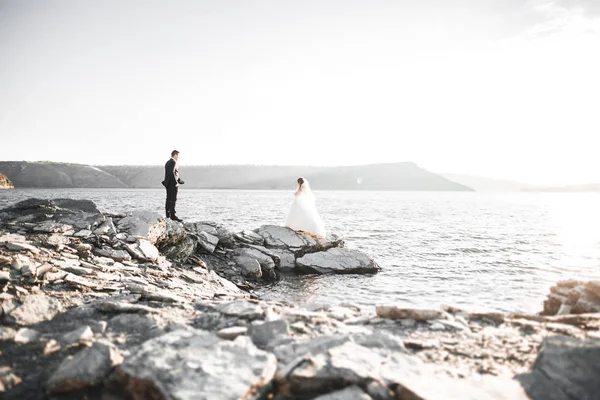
[285,181,326,237]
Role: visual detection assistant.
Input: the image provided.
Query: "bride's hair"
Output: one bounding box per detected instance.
[297,177,305,188]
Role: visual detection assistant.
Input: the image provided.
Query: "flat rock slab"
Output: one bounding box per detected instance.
[256,225,318,250]
[112,330,277,400]
[217,326,248,340]
[376,306,446,322]
[219,301,265,319]
[47,342,123,393]
[296,248,380,275]
[116,211,166,244]
[9,294,64,326]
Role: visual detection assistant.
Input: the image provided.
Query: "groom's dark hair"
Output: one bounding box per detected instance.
[171,150,180,157]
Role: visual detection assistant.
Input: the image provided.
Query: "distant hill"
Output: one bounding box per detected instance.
[0,161,473,191]
[0,162,127,188]
[442,173,536,192]
[101,162,474,191]
[525,183,600,192]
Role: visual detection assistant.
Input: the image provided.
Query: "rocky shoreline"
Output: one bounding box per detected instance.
[1,198,599,399]
[0,173,14,189]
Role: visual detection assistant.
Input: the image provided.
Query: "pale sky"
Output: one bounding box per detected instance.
[0,0,598,186]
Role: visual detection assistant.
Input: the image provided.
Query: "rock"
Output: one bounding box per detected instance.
[5,241,40,254]
[217,326,248,340]
[33,221,73,233]
[94,247,132,262]
[10,254,30,271]
[0,270,10,281]
[116,211,166,244]
[188,221,234,248]
[234,255,262,279]
[74,229,93,238]
[111,330,277,400]
[0,367,21,392]
[376,306,446,322]
[235,230,265,246]
[160,236,196,262]
[126,239,159,262]
[61,325,94,345]
[14,327,41,344]
[196,231,219,254]
[469,311,506,324]
[22,262,38,277]
[219,301,265,319]
[9,294,64,325]
[249,319,291,348]
[296,248,379,275]
[257,225,318,250]
[0,327,17,341]
[93,218,116,235]
[516,336,600,400]
[313,386,373,400]
[235,248,277,280]
[47,342,123,393]
[46,233,71,250]
[96,301,160,314]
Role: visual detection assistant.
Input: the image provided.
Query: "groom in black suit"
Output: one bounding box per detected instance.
[162,150,185,222]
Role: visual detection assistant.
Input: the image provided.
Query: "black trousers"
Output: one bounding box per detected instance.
[165,185,178,218]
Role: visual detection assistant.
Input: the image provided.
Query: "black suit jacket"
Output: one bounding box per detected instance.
[162,158,182,187]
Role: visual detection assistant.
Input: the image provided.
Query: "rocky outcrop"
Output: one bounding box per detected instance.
[0,173,13,189]
[1,198,600,399]
[542,280,600,316]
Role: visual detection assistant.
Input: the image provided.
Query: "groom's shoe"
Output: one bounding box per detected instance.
[171,216,183,223]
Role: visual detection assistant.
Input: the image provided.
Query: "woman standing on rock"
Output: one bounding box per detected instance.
[285,177,326,238]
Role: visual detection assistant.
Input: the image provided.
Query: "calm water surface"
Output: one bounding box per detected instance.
[1,189,599,313]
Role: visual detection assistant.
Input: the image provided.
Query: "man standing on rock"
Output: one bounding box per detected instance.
[162,150,185,222]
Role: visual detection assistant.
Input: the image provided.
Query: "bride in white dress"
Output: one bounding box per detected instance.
[285,177,326,238]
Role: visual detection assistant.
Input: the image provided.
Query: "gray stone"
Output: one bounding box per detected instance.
[376,306,446,322]
[219,301,265,319]
[161,236,196,262]
[256,225,317,250]
[14,328,41,344]
[60,326,94,345]
[45,233,71,250]
[234,255,262,279]
[5,241,40,254]
[112,330,277,400]
[47,342,123,393]
[0,270,10,281]
[10,254,30,271]
[314,386,373,400]
[516,336,600,400]
[235,248,277,279]
[235,230,265,245]
[0,327,17,341]
[94,247,132,262]
[196,231,219,254]
[93,218,116,235]
[249,319,291,348]
[116,211,166,244]
[217,326,248,340]
[74,229,92,238]
[296,248,380,275]
[9,294,64,325]
[126,239,159,262]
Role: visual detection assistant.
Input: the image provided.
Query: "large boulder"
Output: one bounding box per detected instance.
[116,211,166,245]
[111,330,277,400]
[295,248,379,275]
[187,221,235,248]
[516,336,600,400]
[0,198,105,230]
[234,248,277,280]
